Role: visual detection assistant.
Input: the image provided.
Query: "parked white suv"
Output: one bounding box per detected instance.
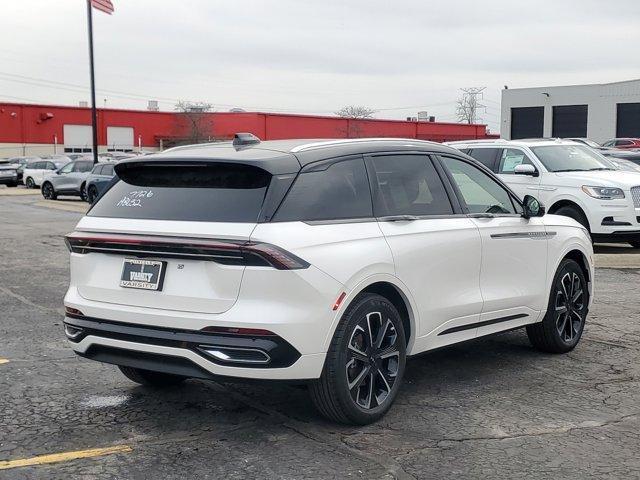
[23,159,69,189]
[63,136,593,424]
[447,139,640,248]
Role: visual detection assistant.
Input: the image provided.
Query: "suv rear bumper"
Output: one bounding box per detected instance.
[0,174,18,185]
[64,315,326,380]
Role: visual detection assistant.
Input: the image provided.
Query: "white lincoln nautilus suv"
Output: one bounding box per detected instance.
[63,135,594,424]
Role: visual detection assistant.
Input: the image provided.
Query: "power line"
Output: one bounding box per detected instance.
[0,70,471,120]
[374,100,457,112]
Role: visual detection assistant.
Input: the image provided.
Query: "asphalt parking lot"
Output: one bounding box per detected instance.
[1,192,640,479]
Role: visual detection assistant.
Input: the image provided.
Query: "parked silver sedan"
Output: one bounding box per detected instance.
[41,159,95,201]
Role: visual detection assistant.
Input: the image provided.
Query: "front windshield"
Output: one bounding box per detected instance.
[531,145,613,172]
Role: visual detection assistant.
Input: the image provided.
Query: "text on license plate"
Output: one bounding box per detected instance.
[120,258,166,291]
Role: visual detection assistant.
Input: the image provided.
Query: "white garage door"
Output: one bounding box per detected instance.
[107,126,134,151]
[63,124,93,153]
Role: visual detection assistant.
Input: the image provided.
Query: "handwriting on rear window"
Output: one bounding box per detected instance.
[116,190,154,207]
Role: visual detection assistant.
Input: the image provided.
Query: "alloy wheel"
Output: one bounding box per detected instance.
[554,272,585,343]
[345,311,400,410]
[43,184,53,199]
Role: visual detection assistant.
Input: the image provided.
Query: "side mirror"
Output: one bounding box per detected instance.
[514,164,538,176]
[522,195,545,219]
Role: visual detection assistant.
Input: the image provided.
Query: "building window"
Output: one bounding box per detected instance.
[64,147,92,153]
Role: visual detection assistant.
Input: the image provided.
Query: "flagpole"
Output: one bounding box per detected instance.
[86,0,99,164]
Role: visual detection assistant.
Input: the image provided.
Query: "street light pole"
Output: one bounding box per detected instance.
[86,0,99,164]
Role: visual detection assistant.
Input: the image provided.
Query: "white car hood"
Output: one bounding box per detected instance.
[553,170,640,189]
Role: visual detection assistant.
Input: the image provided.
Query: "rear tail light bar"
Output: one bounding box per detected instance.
[64,231,309,270]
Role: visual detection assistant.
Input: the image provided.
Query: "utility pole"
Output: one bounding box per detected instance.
[86,0,99,164]
[85,0,114,162]
[456,87,486,124]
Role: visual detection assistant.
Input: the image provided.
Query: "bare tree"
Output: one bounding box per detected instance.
[455,87,486,124]
[174,100,214,144]
[335,105,376,119]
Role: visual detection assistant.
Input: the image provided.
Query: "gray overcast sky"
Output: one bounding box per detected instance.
[1,0,639,132]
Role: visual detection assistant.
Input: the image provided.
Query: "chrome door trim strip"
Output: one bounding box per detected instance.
[490,231,557,239]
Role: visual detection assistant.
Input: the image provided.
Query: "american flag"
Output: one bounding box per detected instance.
[90,0,114,15]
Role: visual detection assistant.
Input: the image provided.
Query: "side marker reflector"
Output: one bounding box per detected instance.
[332,292,346,311]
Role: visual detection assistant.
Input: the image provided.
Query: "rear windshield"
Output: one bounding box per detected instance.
[88,163,271,222]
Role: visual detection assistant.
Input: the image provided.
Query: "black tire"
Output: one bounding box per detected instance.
[309,293,406,425]
[527,259,588,353]
[41,182,57,200]
[629,241,640,249]
[554,206,590,233]
[118,365,187,387]
[80,182,88,202]
[25,177,35,189]
[87,185,99,204]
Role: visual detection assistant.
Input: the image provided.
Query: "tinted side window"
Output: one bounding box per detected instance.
[367,155,452,216]
[497,148,534,174]
[74,161,94,173]
[441,156,517,215]
[467,148,499,171]
[274,158,372,222]
[31,162,43,169]
[92,165,103,175]
[103,164,114,176]
[46,162,56,170]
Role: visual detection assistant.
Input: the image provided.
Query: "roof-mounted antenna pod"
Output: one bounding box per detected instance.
[232,133,261,149]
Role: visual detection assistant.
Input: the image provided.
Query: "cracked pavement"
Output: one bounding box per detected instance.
[1,195,639,479]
